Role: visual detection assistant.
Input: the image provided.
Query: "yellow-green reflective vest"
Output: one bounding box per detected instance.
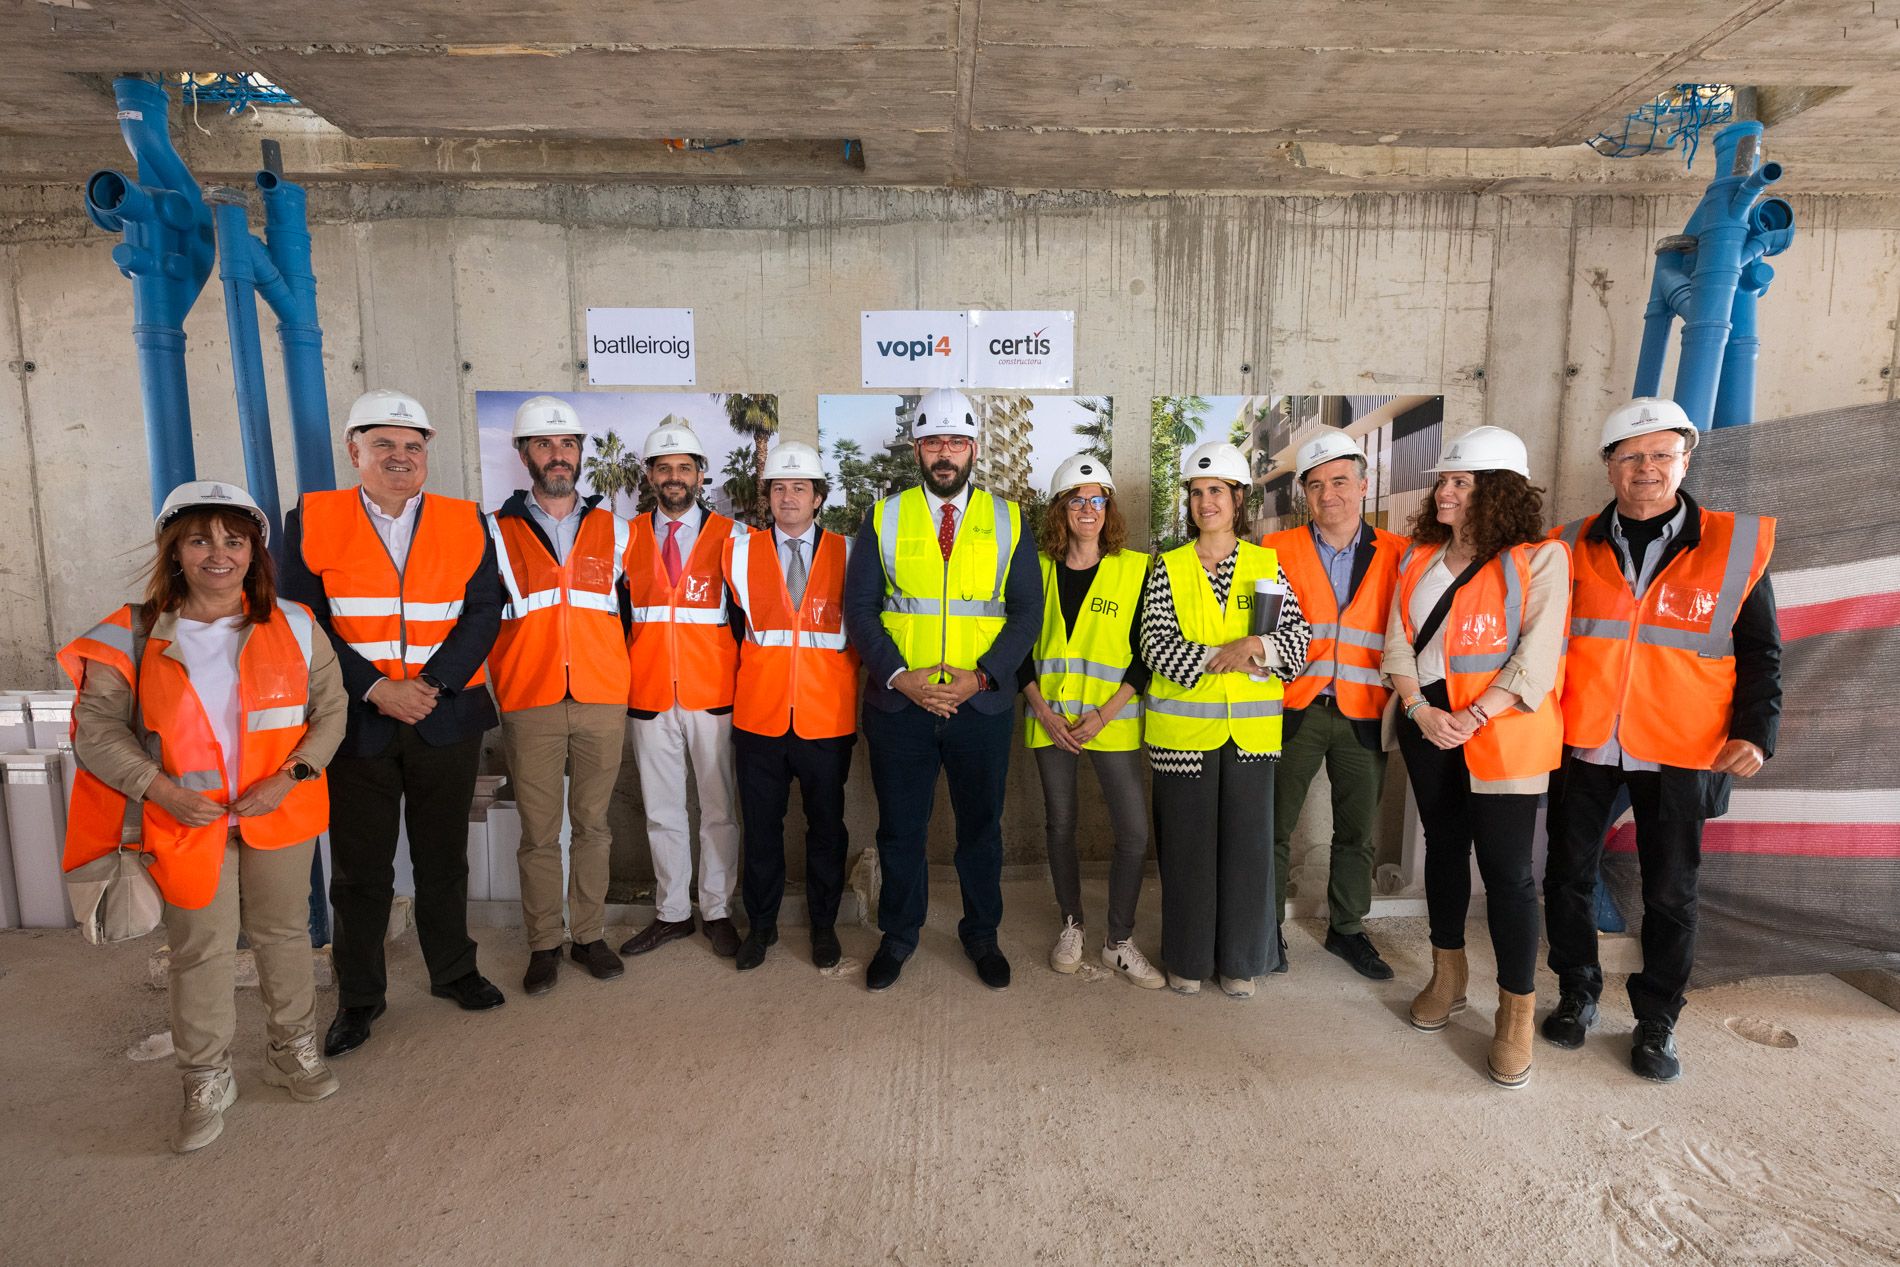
[1025,549,1150,752]
[876,486,1021,673]
[1144,541,1284,753]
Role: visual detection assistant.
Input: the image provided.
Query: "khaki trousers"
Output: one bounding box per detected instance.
[500,699,626,950]
[163,835,317,1076]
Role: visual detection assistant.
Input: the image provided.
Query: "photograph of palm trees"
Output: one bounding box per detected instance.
[815,393,1113,537]
[476,390,781,526]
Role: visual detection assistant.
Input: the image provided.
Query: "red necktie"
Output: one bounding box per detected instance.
[662,519,683,586]
[938,502,957,562]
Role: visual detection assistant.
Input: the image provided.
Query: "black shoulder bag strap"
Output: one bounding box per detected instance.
[1411,555,1490,655]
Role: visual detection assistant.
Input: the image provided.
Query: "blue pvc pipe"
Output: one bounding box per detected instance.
[255,170,335,493]
[212,201,285,539]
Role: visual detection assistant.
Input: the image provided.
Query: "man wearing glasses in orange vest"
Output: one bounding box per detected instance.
[1542,398,1782,1083]
[486,396,631,996]
[281,389,506,1059]
[618,417,749,961]
[722,440,861,972]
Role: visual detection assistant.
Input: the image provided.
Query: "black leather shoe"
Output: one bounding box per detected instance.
[323,1003,386,1058]
[1631,1020,1682,1082]
[735,925,777,971]
[430,972,506,1011]
[1272,932,1289,975]
[523,949,560,996]
[811,926,842,970]
[1324,930,1395,981]
[866,942,907,991]
[971,947,1011,990]
[1541,992,1599,1049]
[618,917,695,956]
[703,917,742,958]
[569,939,625,981]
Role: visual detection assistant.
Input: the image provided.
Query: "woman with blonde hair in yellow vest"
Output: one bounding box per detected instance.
[61,482,347,1153]
[1022,454,1159,987]
[1384,426,1569,1089]
[1140,442,1310,998]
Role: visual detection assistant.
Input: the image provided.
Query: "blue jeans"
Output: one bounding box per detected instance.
[864,702,1013,956]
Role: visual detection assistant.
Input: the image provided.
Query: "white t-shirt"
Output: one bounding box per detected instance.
[172,616,244,824]
[1407,556,1456,686]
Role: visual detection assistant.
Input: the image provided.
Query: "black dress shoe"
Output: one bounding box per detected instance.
[811,926,842,970]
[866,942,907,991]
[569,939,625,981]
[618,917,695,956]
[1541,992,1599,1049]
[1631,1020,1682,1082]
[323,1002,386,1058]
[523,949,561,996]
[703,917,742,958]
[1324,930,1395,981]
[430,972,506,1011]
[1272,932,1289,975]
[735,925,777,971]
[971,947,1011,990]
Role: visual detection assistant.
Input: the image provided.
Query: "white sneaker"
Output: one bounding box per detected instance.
[172,1068,237,1154]
[1167,973,1202,995]
[263,1033,340,1103]
[1102,939,1165,990]
[1219,975,1257,999]
[1050,918,1085,974]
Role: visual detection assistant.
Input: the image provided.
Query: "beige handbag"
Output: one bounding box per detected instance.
[62,604,165,945]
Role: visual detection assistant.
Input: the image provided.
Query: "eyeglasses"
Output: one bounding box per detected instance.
[1610,449,1687,469]
[918,436,972,453]
[1065,495,1109,512]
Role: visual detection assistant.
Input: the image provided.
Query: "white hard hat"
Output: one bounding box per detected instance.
[1428,426,1530,478]
[911,389,979,439]
[157,480,271,547]
[1294,430,1367,482]
[763,440,824,483]
[345,388,433,437]
[1600,397,1698,456]
[1180,441,1250,486]
[643,415,705,461]
[512,395,583,442]
[1049,452,1115,497]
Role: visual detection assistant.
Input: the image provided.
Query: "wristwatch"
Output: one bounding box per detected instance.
[284,760,319,783]
[418,672,449,693]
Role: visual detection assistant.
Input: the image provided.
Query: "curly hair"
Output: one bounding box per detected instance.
[1406,469,1546,559]
[1040,489,1129,559]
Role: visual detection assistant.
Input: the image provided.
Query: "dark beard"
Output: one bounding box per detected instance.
[922,462,971,499]
[657,484,696,515]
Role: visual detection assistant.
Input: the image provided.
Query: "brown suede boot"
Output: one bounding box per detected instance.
[1408,946,1468,1032]
[1488,988,1537,1088]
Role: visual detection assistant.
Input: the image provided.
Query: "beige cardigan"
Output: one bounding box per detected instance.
[1381,540,1570,795]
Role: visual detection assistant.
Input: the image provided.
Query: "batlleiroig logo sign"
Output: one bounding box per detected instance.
[968,309,1074,389]
[860,310,967,388]
[586,307,697,386]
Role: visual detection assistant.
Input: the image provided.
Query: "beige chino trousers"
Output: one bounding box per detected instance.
[500,699,626,950]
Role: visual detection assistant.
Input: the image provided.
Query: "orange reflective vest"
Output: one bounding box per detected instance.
[299,489,489,686]
[723,528,860,739]
[1263,523,1405,719]
[487,504,631,711]
[1555,506,1774,769]
[627,511,745,713]
[1396,541,1565,782]
[58,602,329,910]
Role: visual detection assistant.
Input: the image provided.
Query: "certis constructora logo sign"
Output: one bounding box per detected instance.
[986,327,1052,363]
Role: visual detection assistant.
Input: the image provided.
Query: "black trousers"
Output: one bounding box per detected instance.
[1151,743,1279,981]
[733,725,855,931]
[327,725,482,1008]
[1396,682,1541,995]
[1545,756,1705,1026]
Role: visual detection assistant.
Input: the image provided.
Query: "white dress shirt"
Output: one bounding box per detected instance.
[360,487,423,570]
[653,504,704,564]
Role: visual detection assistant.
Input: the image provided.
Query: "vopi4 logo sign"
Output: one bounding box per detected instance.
[861,311,967,387]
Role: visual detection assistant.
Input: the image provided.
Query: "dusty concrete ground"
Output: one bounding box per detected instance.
[3,877,1897,1266]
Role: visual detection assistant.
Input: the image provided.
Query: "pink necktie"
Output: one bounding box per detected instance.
[662,520,683,586]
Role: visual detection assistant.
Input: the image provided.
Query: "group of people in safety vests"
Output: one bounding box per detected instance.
[59,387,1778,1153]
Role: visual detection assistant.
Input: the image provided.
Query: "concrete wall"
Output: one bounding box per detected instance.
[5,185,1898,891]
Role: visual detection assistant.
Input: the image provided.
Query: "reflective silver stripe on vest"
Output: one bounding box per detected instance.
[988,494,1013,603]
[1307,622,1385,651]
[610,514,630,587]
[403,643,442,665]
[403,599,464,621]
[878,494,901,582]
[1399,545,1415,571]
[1044,697,1143,719]
[1298,662,1384,687]
[328,596,402,618]
[1558,518,1588,548]
[1446,552,1522,675]
[1638,625,1734,655]
[1569,616,1630,640]
[1694,513,1761,651]
[630,604,728,626]
[277,601,316,667]
[486,513,529,615]
[504,588,564,620]
[346,639,402,662]
[1036,657,1129,684]
[176,769,222,791]
[567,589,619,613]
[747,629,849,651]
[246,705,307,732]
[1146,698,1282,720]
[878,491,1011,616]
[82,619,135,657]
[728,530,756,618]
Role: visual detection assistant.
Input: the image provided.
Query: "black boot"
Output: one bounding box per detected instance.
[1540,992,1599,1049]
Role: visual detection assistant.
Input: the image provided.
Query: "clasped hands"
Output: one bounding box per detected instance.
[367,675,439,725]
[145,769,299,827]
[895,665,983,718]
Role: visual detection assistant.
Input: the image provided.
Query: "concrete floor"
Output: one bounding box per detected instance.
[3,878,1898,1266]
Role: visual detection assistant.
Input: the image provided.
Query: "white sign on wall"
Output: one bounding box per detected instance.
[586,307,697,386]
[968,309,1074,389]
[860,310,967,388]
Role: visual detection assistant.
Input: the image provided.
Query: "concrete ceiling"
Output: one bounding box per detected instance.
[4,0,1899,193]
